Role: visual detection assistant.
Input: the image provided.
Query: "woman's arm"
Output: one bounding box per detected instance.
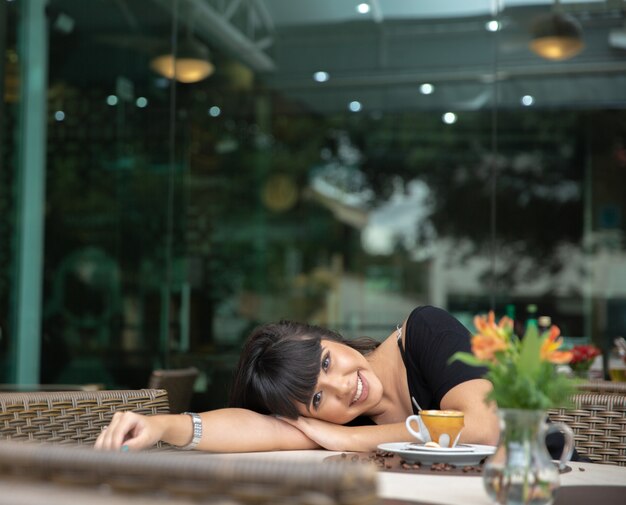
[278,416,414,452]
[440,378,500,446]
[94,408,320,452]
[279,391,499,452]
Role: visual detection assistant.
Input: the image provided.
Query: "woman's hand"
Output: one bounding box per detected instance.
[94,411,165,451]
[277,416,413,452]
[95,408,321,453]
[277,416,354,451]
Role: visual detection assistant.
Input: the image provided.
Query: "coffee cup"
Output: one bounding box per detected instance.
[405,410,464,448]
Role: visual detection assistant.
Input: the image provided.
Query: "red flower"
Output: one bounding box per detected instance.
[570,344,601,365]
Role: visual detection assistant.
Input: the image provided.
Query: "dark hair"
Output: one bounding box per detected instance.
[228,321,380,419]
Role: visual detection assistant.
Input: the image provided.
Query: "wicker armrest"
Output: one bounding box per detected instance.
[0,389,169,445]
[0,441,379,505]
[547,392,626,466]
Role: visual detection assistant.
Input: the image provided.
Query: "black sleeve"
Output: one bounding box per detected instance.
[406,306,487,408]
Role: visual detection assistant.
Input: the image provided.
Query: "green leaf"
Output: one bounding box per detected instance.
[448,351,486,367]
[518,324,542,379]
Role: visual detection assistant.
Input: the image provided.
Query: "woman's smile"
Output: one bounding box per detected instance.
[350,370,369,405]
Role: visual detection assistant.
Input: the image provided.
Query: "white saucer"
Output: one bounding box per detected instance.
[378,442,496,466]
[405,443,475,453]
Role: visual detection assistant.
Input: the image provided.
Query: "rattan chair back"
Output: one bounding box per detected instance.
[547,392,626,466]
[576,380,626,395]
[0,440,379,505]
[148,367,198,414]
[0,388,169,445]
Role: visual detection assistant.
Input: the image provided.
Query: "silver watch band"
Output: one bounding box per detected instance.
[180,412,202,450]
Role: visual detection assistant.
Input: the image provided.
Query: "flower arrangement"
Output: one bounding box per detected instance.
[569,344,601,374]
[452,311,575,410]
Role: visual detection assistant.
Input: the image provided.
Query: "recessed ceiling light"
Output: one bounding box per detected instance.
[106,95,118,106]
[208,106,221,117]
[54,111,65,122]
[442,112,457,124]
[313,71,330,83]
[419,83,434,95]
[486,20,500,32]
[521,95,534,106]
[349,101,362,112]
[136,97,148,108]
[357,3,370,15]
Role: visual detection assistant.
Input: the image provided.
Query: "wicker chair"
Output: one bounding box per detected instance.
[0,389,169,445]
[547,392,626,466]
[0,440,379,505]
[576,380,626,395]
[148,367,198,414]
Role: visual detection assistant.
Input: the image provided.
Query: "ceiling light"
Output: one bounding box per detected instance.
[486,20,500,32]
[349,101,362,112]
[442,112,457,125]
[521,95,534,106]
[150,37,215,83]
[419,83,434,95]
[357,3,370,15]
[529,11,584,61]
[313,71,330,83]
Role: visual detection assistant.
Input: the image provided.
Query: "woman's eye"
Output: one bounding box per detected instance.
[322,354,330,371]
[312,392,322,409]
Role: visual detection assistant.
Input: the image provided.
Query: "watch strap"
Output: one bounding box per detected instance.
[180,412,202,450]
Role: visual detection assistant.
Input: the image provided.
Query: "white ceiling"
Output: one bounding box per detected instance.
[261,0,607,27]
[250,0,626,112]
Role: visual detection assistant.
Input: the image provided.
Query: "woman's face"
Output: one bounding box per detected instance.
[296,339,383,424]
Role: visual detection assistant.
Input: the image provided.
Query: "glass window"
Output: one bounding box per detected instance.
[2,1,625,395]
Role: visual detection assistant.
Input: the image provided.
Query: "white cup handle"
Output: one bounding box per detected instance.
[405,415,429,443]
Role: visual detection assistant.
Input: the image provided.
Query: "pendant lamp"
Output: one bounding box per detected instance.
[529,1,584,61]
[150,36,215,84]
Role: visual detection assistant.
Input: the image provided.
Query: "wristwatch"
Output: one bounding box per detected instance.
[180,412,202,450]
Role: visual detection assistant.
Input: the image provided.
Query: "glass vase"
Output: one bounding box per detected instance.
[483,409,574,505]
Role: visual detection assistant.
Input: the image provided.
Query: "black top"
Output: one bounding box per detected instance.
[345,305,484,427]
[397,305,487,413]
[394,306,588,462]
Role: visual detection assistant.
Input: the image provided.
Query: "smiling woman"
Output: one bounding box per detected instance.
[95,306,502,453]
[228,320,380,421]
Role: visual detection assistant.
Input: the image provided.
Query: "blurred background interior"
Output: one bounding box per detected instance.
[1,0,626,408]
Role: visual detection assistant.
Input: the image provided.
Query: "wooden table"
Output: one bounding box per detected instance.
[187,450,626,505]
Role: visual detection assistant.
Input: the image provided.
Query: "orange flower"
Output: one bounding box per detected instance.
[540,325,573,364]
[472,333,509,361]
[471,311,512,361]
[473,311,513,340]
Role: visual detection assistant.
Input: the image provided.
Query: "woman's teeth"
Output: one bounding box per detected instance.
[352,374,363,404]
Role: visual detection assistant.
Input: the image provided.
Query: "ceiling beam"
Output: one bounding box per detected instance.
[153,0,275,72]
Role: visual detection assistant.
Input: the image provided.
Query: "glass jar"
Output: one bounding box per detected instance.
[483,409,574,505]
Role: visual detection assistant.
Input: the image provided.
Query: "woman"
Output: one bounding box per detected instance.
[95,306,500,452]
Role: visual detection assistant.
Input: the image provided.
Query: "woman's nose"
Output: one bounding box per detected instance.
[330,375,352,399]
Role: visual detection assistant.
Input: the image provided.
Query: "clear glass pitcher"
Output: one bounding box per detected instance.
[483,409,574,505]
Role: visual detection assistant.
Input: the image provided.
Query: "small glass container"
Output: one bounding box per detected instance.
[608,346,626,382]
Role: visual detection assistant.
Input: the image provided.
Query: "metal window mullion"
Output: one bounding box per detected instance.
[14,0,48,384]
